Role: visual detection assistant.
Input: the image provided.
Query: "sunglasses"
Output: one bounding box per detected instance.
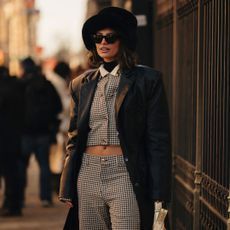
[92,34,119,44]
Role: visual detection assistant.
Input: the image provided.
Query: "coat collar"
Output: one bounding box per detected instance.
[115,69,134,121]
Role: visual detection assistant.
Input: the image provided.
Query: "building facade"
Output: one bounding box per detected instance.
[85,0,131,19]
[0,0,39,75]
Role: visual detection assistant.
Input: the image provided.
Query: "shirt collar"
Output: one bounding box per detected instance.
[99,64,120,78]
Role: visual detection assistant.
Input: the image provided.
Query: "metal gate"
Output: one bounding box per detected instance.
[154,0,230,229]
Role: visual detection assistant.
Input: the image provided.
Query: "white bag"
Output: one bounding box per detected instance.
[49,133,65,174]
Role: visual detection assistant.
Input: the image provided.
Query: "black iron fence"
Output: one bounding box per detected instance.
[154,0,230,229]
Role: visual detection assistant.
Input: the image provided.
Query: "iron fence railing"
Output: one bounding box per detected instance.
[154,0,230,229]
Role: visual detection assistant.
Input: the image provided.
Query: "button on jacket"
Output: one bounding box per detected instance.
[59,65,172,230]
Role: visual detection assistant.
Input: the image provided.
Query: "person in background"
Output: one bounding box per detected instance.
[59,7,171,230]
[45,61,71,194]
[19,57,62,207]
[49,61,71,134]
[0,66,24,216]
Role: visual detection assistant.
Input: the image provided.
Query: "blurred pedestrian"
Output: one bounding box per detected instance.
[46,61,71,193]
[59,7,171,230]
[19,57,62,207]
[48,61,71,134]
[0,66,24,217]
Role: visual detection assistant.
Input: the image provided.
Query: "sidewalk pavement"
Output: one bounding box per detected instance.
[0,156,68,230]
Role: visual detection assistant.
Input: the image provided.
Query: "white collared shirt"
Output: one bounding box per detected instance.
[99,64,120,78]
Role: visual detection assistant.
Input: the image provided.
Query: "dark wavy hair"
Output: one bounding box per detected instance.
[88,40,137,71]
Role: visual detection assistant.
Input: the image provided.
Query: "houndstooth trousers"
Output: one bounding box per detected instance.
[77,153,140,230]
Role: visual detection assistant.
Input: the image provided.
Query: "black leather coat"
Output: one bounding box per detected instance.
[59,65,171,230]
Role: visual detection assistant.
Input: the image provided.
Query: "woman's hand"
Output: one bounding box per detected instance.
[65,201,73,208]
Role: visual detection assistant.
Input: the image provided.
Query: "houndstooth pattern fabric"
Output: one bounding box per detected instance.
[87,65,121,146]
[77,153,140,230]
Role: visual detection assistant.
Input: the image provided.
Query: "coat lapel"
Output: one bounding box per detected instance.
[115,69,135,121]
[77,70,99,129]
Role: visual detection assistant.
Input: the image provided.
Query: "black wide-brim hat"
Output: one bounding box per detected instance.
[82,7,137,51]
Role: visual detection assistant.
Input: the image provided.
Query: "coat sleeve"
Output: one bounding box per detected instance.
[59,80,79,202]
[145,71,172,202]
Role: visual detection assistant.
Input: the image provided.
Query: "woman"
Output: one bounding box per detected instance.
[59,7,171,230]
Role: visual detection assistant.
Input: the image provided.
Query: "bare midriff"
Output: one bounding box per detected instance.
[85,145,123,156]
